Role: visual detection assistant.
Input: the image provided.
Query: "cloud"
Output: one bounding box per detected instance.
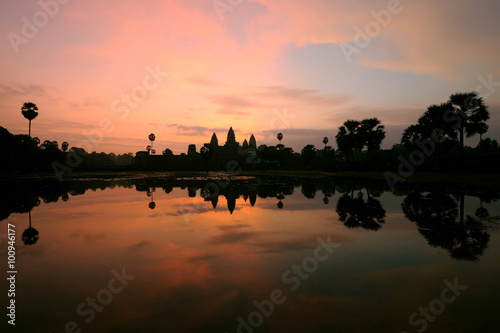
[216,110,250,116]
[184,77,224,87]
[164,124,228,136]
[0,84,46,97]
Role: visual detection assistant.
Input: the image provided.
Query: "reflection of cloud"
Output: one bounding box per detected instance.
[254,236,318,254]
[217,224,251,230]
[83,233,106,243]
[186,253,217,262]
[128,240,151,251]
[209,230,261,244]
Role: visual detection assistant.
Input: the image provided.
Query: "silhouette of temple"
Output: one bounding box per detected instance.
[205,127,257,154]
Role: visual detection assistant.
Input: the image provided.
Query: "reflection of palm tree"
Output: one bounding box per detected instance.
[322,182,335,205]
[277,193,285,209]
[402,191,490,261]
[147,187,156,209]
[22,211,39,245]
[336,190,386,231]
[21,102,39,138]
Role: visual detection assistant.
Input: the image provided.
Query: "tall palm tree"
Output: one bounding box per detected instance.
[149,133,156,154]
[61,141,69,152]
[448,92,489,163]
[21,102,39,138]
[323,137,329,148]
[277,133,283,144]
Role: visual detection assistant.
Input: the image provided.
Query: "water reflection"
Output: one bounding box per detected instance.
[336,183,386,231]
[402,190,490,261]
[22,210,39,245]
[1,174,500,332]
[1,175,499,264]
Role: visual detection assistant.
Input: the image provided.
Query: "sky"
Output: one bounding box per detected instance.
[1,0,500,154]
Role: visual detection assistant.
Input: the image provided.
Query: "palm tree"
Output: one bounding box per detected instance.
[448,92,489,164]
[336,120,362,164]
[61,141,69,152]
[21,102,39,138]
[146,145,152,154]
[323,137,329,148]
[149,133,156,154]
[277,133,283,145]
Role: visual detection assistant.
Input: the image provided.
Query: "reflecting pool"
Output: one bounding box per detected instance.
[1,174,499,332]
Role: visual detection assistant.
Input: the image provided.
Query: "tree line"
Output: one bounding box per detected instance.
[4,91,499,173]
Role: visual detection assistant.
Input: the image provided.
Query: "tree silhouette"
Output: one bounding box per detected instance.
[336,120,363,164]
[323,137,329,148]
[22,211,39,245]
[448,92,489,164]
[360,118,385,166]
[401,103,458,169]
[301,144,316,166]
[277,132,283,144]
[21,102,39,138]
[146,145,152,154]
[200,144,212,172]
[61,141,69,152]
[163,148,173,157]
[149,133,156,154]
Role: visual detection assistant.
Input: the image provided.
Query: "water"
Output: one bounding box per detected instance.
[1,174,499,333]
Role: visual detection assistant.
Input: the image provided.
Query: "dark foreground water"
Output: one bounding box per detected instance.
[1,174,499,333]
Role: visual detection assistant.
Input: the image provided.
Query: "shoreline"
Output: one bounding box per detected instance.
[1,169,500,188]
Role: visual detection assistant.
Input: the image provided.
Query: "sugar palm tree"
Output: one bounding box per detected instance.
[61,141,69,152]
[277,133,283,144]
[149,133,156,154]
[448,92,489,164]
[323,137,329,148]
[21,102,39,138]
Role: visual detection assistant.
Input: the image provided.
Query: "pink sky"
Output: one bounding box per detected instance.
[1,0,499,154]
